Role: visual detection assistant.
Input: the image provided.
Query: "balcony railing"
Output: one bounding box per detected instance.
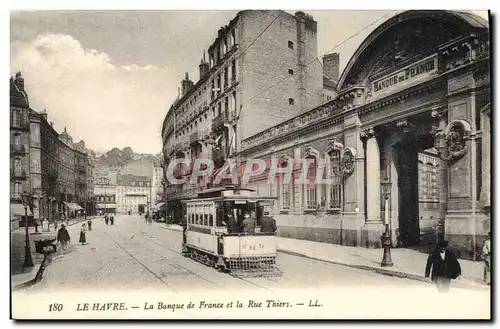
[11,169,27,181]
[10,192,21,200]
[10,117,30,131]
[10,144,27,156]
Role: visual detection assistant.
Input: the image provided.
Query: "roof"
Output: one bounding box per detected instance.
[337,10,489,91]
[10,73,29,108]
[116,174,150,186]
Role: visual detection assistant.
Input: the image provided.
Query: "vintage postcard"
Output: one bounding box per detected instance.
[9,9,491,320]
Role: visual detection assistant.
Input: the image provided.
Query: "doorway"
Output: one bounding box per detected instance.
[395,134,436,247]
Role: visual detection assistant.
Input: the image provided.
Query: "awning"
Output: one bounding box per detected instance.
[10,203,32,216]
[64,202,84,211]
[96,203,117,208]
[154,202,167,211]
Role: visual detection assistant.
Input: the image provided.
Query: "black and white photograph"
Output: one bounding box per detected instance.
[8,8,491,320]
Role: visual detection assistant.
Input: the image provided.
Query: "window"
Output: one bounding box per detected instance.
[224,67,228,88]
[288,41,294,49]
[306,157,317,210]
[289,98,295,105]
[329,150,342,210]
[231,60,236,81]
[288,69,294,75]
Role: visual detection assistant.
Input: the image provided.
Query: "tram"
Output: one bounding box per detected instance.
[181,186,280,277]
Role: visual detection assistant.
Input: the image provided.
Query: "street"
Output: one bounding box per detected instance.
[21,214,485,293]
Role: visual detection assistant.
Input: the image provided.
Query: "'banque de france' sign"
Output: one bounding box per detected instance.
[372,55,438,95]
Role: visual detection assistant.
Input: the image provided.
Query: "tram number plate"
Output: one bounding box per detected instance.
[242,243,265,251]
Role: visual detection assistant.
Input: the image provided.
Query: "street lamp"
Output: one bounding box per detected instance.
[380,176,393,267]
[20,191,34,267]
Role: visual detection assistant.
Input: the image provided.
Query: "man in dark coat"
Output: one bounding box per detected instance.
[425,240,461,293]
[57,224,71,252]
[260,211,277,234]
[242,211,256,234]
[226,212,239,234]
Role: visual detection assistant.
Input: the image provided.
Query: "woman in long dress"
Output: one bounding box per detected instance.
[79,223,87,245]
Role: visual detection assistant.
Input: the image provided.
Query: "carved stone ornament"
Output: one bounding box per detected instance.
[341,147,357,176]
[325,139,344,154]
[360,128,375,141]
[442,120,471,161]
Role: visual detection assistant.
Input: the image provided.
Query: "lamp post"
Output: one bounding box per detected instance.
[380,176,393,267]
[20,191,34,267]
[434,131,448,245]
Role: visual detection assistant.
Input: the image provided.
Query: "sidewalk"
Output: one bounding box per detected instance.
[10,216,98,288]
[162,224,488,289]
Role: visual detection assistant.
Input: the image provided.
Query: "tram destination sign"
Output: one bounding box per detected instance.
[372,54,438,95]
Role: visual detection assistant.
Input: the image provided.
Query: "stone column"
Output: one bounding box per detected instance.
[480,107,491,208]
[342,113,365,246]
[361,128,381,222]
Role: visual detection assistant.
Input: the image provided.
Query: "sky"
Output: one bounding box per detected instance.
[9,10,489,154]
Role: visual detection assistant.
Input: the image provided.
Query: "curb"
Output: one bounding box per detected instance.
[278,249,489,291]
[12,253,49,290]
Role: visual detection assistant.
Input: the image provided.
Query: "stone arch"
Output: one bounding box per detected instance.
[337,10,488,92]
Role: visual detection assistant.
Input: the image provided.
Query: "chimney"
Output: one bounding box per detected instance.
[199,50,210,80]
[323,53,340,82]
[14,72,25,91]
[181,72,194,96]
[40,108,48,121]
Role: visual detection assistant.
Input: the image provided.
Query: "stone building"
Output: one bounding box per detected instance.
[161,10,490,259]
[238,10,490,258]
[115,174,151,214]
[57,127,84,218]
[93,176,116,214]
[162,10,333,219]
[28,109,59,223]
[9,72,31,230]
[151,160,164,205]
[73,140,89,211]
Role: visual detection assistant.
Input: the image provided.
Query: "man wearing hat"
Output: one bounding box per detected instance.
[56,223,71,252]
[260,210,277,234]
[425,240,462,293]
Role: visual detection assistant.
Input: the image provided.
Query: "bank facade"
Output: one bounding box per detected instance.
[162,10,490,258]
[239,10,490,258]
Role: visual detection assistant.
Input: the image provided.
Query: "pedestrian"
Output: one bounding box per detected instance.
[482,231,491,285]
[79,223,87,245]
[260,210,277,234]
[110,214,114,226]
[226,211,239,234]
[242,211,256,234]
[56,224,71,252]
[54,220,58,232]
[87,219,92,231]
[104,214,109,225]
[425,240,461,293]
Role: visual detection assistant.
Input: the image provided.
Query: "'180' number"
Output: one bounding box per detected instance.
[49,303,63,312]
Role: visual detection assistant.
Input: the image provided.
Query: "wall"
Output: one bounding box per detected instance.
[238,11,323,142]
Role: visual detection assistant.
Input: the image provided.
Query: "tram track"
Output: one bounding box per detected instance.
[136,229,272,291]
[103,231,179,293]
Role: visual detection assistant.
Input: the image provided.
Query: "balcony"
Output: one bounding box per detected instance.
[11,169,27,181]
[10,192,21,201]
[10,144,27,157]
[10,117,30,131]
